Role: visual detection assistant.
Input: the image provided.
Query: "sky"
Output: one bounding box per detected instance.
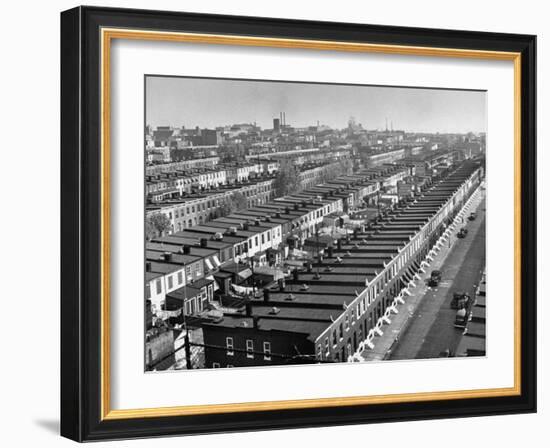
[145,76,487,134]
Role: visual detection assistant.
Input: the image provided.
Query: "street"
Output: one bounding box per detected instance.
[389,195,486,360]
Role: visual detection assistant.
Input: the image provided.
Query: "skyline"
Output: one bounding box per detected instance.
[146,76,487,134]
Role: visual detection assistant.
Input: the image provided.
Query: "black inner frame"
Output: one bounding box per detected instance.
[60,6,536,442]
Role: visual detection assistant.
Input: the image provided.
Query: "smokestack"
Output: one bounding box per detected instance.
[283,112,286,127]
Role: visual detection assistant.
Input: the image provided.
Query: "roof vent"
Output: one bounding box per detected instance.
[269,307,280,315]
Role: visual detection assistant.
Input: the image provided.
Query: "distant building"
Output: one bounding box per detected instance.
[273,118,280,133]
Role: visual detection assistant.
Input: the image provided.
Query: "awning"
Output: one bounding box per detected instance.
[237,268,253,280]
[206,275,220,291]
[204,258,214,271]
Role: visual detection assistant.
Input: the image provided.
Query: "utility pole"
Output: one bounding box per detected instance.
[184,326,192,370]
[182,262,192,370]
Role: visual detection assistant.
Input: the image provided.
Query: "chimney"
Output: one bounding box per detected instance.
[245,301,252,317]
[306,262,312,273]
[163,251,172,261]
[145,262,152,272]
[243,222,249,230]
[182,245,191,255]
[263,288,270,302]
[337,239,342,250]
[328,246,334,258]
[293,203,299,210]
[278,277,286,291]
[293,269,299,281]
[253,315,260,329]
[200,238,208,248]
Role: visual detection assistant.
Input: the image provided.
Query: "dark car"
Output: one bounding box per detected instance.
[457,227,468,238]
[428,270,442,287]
[468,212,477,221]
[451,291,471,309]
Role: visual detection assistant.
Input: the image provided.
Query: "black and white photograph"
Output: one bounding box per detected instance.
[144,76,487,371]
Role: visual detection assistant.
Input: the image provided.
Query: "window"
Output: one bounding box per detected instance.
[156,279,162,294]
[167,275,173,289]
[339,323,344,340]
[332,330,337,346]
[145,284,151,300]
[324,337,330,356]
[345,314,350,330]
[255,236,259,246]
[246,339,254,358]
[263,342,271,361]
[177,271,183,285]
[226,337,234,356]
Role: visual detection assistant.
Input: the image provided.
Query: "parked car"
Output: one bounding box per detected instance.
[428,270,442,287]
[454,308,470,328]
[451,291,471,309]
[457,227,468,238]
[468,212,477,221]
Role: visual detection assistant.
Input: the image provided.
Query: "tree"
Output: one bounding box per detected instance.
[218,192,248,217]
[273,160,301,197]
[146,213,172,240]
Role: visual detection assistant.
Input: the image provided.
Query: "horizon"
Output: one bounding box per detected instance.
[146,76,487,134]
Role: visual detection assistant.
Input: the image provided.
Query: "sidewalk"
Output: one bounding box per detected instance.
[360,184,485,361]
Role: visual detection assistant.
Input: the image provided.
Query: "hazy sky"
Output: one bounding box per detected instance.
[145,76,486,134]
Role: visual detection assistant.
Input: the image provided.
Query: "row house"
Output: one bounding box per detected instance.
[145,156,220,176]
[200,160,484,368]
[145,260,187,312]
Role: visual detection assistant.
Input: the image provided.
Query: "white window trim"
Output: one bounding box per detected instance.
[226,337,234,356]
[246,339,254,359]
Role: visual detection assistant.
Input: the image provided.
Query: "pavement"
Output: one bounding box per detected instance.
[360,184,485,362]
